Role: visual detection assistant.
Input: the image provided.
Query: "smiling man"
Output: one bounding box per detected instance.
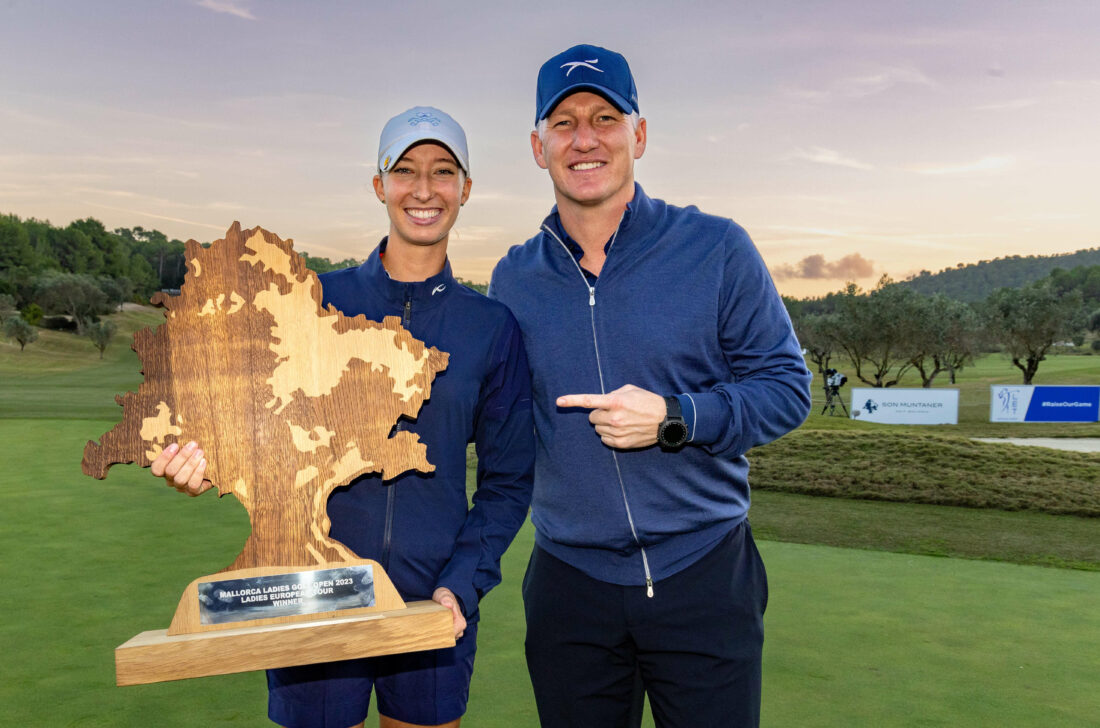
[489,45,812,728]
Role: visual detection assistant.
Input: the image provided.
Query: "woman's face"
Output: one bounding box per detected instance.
[373,142,472,250]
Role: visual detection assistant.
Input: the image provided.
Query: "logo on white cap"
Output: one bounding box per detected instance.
[561,58,602,76]
[408,111,441,128]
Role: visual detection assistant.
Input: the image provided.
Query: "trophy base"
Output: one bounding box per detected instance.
[116,599,454,686]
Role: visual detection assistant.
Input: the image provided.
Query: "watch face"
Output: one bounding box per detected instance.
[660,420,688,447]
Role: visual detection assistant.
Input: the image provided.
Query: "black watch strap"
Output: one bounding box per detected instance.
[658,395,688,448]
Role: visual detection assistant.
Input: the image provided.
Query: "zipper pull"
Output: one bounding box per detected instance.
[588,286,595,306]
[646,578,654,598]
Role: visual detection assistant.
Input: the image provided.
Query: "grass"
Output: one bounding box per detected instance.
[2,420,1099,726]
[750,490,1100,571]
[2,307,1099,725]
[756,541,1100,727]
[750,430,1100,516]
[0,419,262,727]
[0,307,163,419]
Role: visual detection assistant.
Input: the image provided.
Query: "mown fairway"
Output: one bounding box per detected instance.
[1,309,1098,726]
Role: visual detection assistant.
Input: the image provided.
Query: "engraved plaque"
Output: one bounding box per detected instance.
[197,565,376,625]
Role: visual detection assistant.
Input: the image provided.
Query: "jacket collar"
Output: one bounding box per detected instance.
[355,237,456,309]
[540,182,655,254]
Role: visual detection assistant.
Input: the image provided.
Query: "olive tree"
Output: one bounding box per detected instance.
[907,295,983,387]
[34,272,109,334]
[828,278,921,388]
[792,312,836,376]
[86,319,118,359]
[3,317,38,351]
[984,283,1085,384]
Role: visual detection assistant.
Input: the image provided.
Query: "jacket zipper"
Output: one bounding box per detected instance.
[382,292,413,570]
[542,222,655,598]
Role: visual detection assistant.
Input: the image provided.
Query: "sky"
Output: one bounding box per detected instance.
[2,0,1098,298]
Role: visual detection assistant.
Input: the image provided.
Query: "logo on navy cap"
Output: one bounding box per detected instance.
[560,58,603,76]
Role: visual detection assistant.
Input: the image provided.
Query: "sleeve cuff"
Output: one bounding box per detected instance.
[436,580,475,619]
[678,391,732,446]
[674,394,696,441]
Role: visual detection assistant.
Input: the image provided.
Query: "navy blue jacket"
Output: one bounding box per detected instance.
[320,240,534,620]
[489,185,810,588]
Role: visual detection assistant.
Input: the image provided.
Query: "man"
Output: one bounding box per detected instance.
[489,45,812,727]
[154,107,534,728]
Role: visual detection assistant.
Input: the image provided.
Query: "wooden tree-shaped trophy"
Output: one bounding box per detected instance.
[82,223,454,686]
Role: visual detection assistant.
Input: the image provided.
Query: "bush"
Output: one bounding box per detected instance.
[21,303,43,326]
[1092,340,1100,353]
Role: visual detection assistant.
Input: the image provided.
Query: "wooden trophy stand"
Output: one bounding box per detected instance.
[82,224,455,686]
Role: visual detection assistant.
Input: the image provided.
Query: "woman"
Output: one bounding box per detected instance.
[153,107,534,728]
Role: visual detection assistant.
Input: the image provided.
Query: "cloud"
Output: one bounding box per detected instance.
[771,253,875,281]
[907,156,1016,175]
[83,201,227,231]
[973,98,1038,111]
[196,0,255,20]
[785,147,874,171]
[787,65,938,104]
[834,67,937,97]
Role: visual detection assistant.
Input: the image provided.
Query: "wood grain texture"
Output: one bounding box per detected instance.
[116,600,455,686]
[81,223,449,572]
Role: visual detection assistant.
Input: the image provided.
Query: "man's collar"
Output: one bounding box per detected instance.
[542,182,650,253]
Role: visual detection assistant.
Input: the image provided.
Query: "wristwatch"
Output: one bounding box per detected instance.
[657,396,688,449]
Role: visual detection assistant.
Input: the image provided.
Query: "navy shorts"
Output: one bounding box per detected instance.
[267,621,477,728]
[523,522,767,728]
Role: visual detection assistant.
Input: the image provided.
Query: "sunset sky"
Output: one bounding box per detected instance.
[2,0,1098,298]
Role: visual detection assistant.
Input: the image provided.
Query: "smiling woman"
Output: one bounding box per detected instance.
[374,142,471,259]
[147,106,535,728]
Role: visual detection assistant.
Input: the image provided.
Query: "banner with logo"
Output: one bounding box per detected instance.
[850,388,959,425]
[990,385,1100,423]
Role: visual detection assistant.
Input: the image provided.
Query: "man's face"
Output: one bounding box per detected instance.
[531,91,646,211]
[372,142,471,250]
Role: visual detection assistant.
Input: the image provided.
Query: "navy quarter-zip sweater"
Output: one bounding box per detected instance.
[489,184,811,588]
[320,240,534,620]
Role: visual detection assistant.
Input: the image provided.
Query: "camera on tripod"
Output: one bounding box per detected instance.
[822,368,848,416]
[825,368,847,390]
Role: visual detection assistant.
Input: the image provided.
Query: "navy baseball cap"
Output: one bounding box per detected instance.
[535,44,639,125]
[378,106,470,176]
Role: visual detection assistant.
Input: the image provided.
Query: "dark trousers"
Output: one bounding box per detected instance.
[523,522,768,728]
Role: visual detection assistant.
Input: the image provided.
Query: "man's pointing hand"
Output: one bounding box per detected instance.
[557,384,666,449]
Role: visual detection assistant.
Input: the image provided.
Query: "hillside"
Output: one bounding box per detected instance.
[899,247,1100,302]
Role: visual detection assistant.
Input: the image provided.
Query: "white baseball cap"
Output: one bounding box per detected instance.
[377,106,470,176]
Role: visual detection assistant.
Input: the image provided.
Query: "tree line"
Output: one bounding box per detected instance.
[788,268,1098,387]
[0,212,490,355]
[900,247,1100,302]
[3,212,1095,376]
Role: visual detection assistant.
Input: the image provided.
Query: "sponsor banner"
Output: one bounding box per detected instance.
[990,385,1100,423]
[850,388,959,425]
